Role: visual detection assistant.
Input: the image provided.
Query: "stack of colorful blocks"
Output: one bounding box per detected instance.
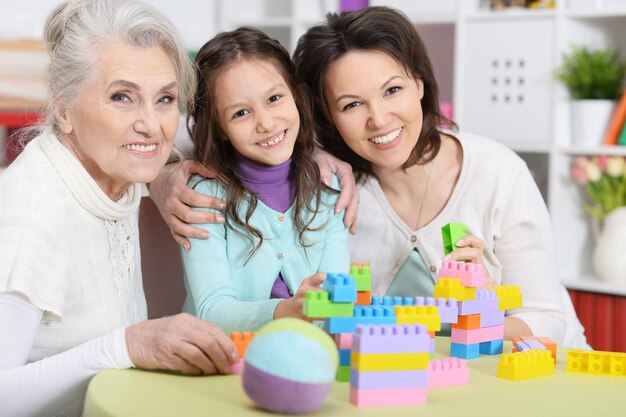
[350,324,430,407]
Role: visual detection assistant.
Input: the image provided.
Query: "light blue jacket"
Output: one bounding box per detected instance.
[181,175,350,334]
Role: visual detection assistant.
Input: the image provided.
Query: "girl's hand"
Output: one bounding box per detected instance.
[125,313,239,375]
[443,234,493,285]
[312,147,359,234]
[149,160,226,249]
[274,272,326,320]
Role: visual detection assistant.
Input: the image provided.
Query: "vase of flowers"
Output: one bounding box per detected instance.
[572,155,626,284]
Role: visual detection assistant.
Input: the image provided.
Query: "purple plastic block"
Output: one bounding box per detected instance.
[429,337,435,354]
[457,289,498,315]
[515,339,545,352]
[480,310,505,328]
[353,324,430,354]
[350,369,428,389]
[437,298,459,324]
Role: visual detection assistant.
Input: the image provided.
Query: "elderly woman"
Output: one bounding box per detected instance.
[0,1,238,416]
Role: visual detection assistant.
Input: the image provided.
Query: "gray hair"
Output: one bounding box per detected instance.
[43,0,196,133]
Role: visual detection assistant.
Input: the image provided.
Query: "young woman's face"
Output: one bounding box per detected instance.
[214,59,300,166]
[57,41,179,200]
[323,50,424,173]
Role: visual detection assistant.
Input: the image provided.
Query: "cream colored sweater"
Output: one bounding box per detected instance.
[351,132,588,349]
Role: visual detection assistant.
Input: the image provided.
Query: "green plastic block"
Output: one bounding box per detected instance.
[336,365,351,382]
[303,291,354,318]
[349,263,371,291]
[441,222,468,255]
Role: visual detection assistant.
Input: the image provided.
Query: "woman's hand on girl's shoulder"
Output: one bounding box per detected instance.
[149,160,226,250]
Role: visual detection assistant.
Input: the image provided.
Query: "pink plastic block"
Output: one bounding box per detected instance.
[415,296,459,324]
[353,324,430,354]
[350,369,428,389]
[451,325,504,344]
[349,386,428,407]
[230,360,244,374]
[456,263,486,287]
[515,339,545,352]
[334,333,353,350]
[439,260,459,278]
[428,357,470,387]
[457,289,498,315]
[480,310,505,327]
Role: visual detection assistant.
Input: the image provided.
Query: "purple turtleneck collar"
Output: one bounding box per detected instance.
[232,152,296,213]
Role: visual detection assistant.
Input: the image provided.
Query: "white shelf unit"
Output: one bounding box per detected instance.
[211,0,626,294]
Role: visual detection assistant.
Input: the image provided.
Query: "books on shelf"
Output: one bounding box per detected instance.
[603,88,626,146]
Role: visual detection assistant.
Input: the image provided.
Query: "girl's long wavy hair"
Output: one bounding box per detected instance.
[293,6,457,183]
[188,27,323,262]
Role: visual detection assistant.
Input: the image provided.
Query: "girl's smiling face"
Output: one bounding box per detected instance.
[214,58,300,166]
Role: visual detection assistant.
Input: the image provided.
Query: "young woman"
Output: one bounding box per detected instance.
[181,27,349,334]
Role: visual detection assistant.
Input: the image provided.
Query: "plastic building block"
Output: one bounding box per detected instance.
[441,222,468,255]
[350,369,428,389]
[434,278,476,301]
[515,339,545,352]
[351,352,430,371]
[370,295,393,306]
[498,350,554,380]
[452,314,481,330]
[230,331,255,357]
[354,305,397,326]
[479,310,505,328]
[451,325,504,344]
[334,333,353,350]
[440,260,485,287]
[534,337,557,363]
[394,305,441,331]
[487,285,522,310]
[349,262,371,291]
[324,273,357,303]
[356,290,371,305]
[339,348,352,366]
[353,324,430,354]
[230,360,245,374]
[336,365,351,382]
[413,297,459,324]
[303,291,354,318]
[450,342,480,359]
[479,339,503,355]
[349,386,427,407]
[324,317,357,334]
[567,349,626,376]
[428,358,470,387]
[457,289,498,315]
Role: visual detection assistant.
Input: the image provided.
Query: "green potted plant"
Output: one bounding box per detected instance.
[556,46,626,146]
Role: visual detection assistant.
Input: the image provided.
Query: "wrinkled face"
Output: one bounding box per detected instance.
[57,40,179,200]
[214,58,300,166]
[323,50,424,174]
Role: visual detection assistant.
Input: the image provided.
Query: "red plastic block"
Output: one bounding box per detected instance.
[451,325,504,344]
[353,324,430,354]
[349,386,427,407]
[230,331,255,357]
[428,357,470,387]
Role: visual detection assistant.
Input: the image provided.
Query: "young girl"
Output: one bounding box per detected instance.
[181,27,349,334]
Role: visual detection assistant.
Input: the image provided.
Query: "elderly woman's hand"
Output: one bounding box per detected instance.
[149,160,226,250]
[311,147,359,235]
[443,234,493,285]
[125,313,239,375]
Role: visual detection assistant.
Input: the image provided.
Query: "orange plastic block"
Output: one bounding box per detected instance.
[434,278,476,301]
[567,349,626,377]
[394,305,441,332]
[452,314,480,330]
[230,331,255,357]
[487,285,522,310]
[356,290,371,305]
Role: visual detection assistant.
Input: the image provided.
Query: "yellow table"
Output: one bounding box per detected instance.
[84,338,626,417]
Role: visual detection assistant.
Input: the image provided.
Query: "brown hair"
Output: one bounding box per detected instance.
[188,27,323,261]
[293,6,456,182]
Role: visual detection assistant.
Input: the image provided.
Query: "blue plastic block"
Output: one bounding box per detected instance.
[339,349,351,366]
[324,317,358,334]
[480,339,504,355]
[371,295,393,306]
[450,342,480,359]
[324,273,357,303]
[353,305,397,326]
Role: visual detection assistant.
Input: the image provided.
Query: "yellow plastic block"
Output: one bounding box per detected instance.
[497,350,554,380]
[351,352,430,371]
[434,278,476,301]
[394,305,441,332]
[567,349,626,377]
[488,285,522,310]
